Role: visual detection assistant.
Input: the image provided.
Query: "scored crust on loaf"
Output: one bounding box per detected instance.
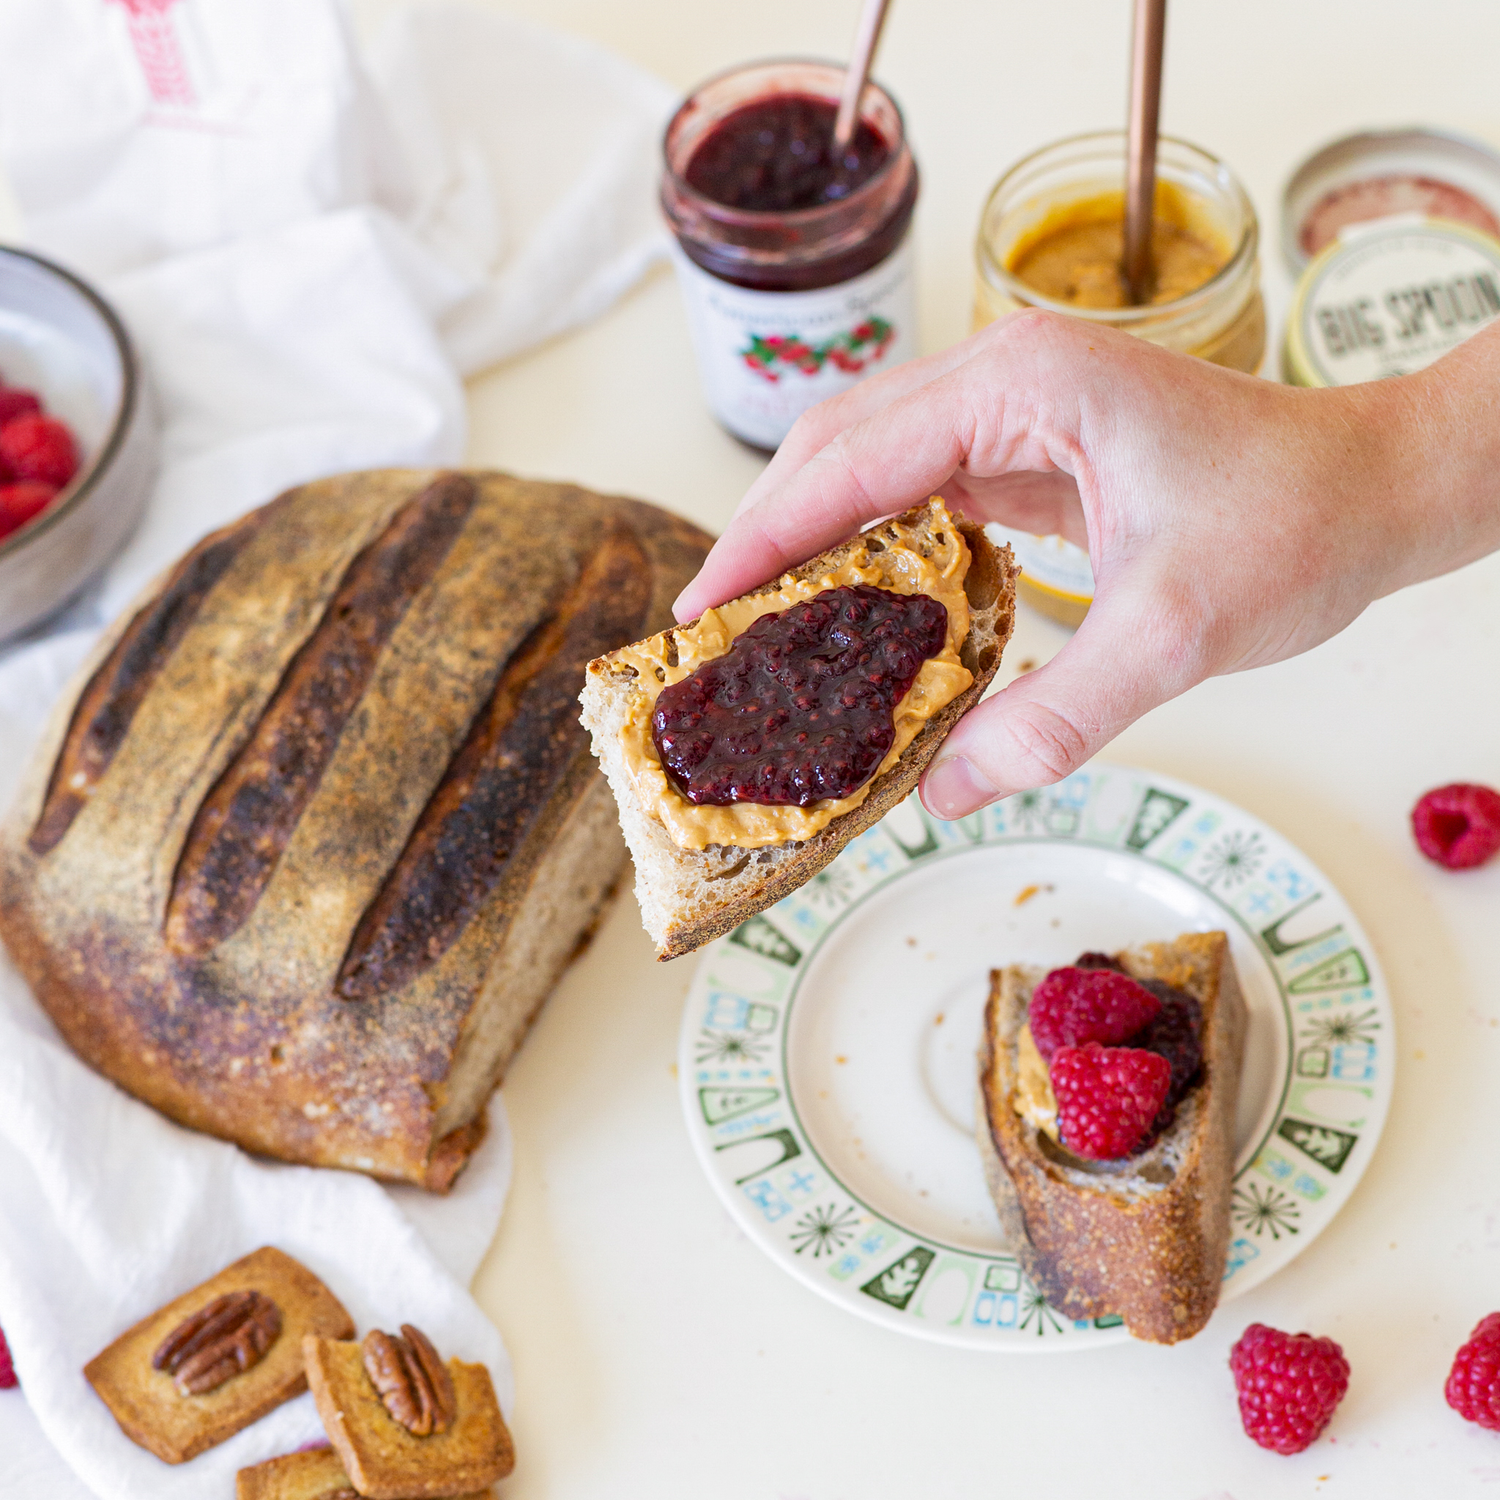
[976,932,1248,1344]
[580,501,1017,959]
[0,471,714,1189]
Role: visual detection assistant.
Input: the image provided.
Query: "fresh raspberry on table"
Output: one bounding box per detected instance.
[0,1325,16,1389]
[0,388,42,428]
[1229,1323,1349,1454]
[1446,1312,1500,1430]
[1049,1041,1170,1159]
[0,413,78,489]
[1029,965,1162,1060]
[0,481,59,538]
[1412,783,1500,869]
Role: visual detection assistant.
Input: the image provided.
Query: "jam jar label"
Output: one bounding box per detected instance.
[1290,219,1500,387]
[670,237,916,449]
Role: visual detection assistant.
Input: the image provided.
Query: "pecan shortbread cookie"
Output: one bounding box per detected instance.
[85,1246,353,1463]
[305,1326,513,1499]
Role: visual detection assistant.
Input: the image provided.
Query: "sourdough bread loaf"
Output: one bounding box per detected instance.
[0,469,713,1189]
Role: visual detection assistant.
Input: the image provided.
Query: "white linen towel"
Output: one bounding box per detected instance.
[0,2,676,1495]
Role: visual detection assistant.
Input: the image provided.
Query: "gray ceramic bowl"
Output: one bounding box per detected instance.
[0,246,158,643]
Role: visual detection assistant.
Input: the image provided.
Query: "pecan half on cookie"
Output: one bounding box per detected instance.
[363,1325,457,1437]
[153,1289,283,1396]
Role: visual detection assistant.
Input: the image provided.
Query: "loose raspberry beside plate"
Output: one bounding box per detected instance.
[1411,783,1500,869]
[1446,1312,1500,1431]
[1049,1041,1170,1160]
[1029,965,1162,1060]
[1229,1323,1349,1454]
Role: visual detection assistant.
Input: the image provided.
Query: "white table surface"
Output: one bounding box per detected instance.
[13,1,1500,1494]
[429,3,1500,1495]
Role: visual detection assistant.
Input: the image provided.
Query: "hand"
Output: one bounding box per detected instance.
[674,311,1500,818]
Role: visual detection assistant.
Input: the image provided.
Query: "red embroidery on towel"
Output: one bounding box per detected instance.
[108,0,196,108]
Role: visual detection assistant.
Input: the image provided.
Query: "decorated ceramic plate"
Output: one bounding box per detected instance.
[678,763,1394,1351]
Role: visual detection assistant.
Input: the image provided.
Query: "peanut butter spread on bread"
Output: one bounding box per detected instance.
[613,498,974,850]
[1014,1022,1060,1141]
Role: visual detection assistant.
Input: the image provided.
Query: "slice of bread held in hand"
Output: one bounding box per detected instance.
[977,932,1248,1344]
[580,498,1016,959]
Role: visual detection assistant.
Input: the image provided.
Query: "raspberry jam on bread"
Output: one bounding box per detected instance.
[599,498,980,852]
[652,584,948,807]
[581,498,1017,958]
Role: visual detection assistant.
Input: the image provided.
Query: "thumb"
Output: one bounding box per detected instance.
[919,597,1190,818]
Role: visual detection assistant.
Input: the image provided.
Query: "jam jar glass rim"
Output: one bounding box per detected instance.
[661,56,913,242]
[975,129,1259,327]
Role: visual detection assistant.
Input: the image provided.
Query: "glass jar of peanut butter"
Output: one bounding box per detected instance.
[973,132,1264,625]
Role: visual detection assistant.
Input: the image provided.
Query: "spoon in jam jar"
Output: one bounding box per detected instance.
[831,0,894,159]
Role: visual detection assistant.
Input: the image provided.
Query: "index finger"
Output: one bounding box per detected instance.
[673,368,976,621]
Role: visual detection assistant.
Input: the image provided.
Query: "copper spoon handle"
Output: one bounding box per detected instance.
[1124,0,1167,304]
[832,0,893,155]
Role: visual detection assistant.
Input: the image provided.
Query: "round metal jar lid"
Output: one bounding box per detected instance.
[1282,126,1500,274]
[1284,217,1500,388]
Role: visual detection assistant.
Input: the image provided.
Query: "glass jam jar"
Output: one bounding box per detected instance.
[662,59,919,452]
[973,132,1264,626]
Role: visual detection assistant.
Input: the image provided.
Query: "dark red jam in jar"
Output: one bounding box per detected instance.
[662,61,919,450]
[683,94,891,214]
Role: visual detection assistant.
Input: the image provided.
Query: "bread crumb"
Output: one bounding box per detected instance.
[836,1054,848,1065]
[1015,883,1041,906]
[1017,658,1037,673]
[668,1062,677,1077]
[906,936,918,947]
[934,1012,946,1026]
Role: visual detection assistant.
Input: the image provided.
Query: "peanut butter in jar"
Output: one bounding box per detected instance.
[973,133,1265,625]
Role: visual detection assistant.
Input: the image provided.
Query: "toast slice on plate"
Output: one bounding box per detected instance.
[977,931,1247,1343]
[580,498,1017,960]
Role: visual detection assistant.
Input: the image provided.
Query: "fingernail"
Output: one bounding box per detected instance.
[922,754,999,820]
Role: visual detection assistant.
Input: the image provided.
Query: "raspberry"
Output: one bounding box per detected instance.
[1229,1323,1349,1454]
[1412,783,1500,869]
[1049,1042,1171,1159]
[1029,966,1162,1060]
[1446,1312,1500,1430]
[0,1325,15,1388]
[652,585,947,806]
[0,413,77,489]
[0,388,41,428]
[0,480,59,538]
